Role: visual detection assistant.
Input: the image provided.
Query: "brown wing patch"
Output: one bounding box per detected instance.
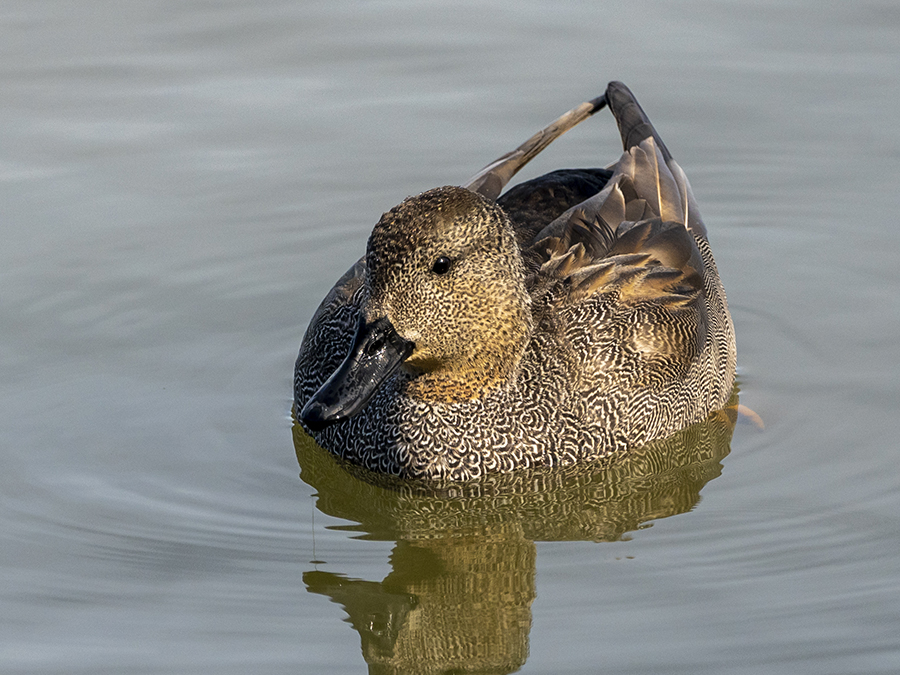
[533,215,704,309]
[539,239,594,277]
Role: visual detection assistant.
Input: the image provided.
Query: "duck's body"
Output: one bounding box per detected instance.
[294,82,736,481]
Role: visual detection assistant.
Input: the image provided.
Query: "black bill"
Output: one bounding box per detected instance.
[300,315,415,431]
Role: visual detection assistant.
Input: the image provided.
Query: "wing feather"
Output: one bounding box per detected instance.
[463,96,608,200]
[522,82,710,313]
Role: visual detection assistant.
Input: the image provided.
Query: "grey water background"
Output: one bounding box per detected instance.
[2,1,900,673]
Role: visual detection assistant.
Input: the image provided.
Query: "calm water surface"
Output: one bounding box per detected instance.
[2,1,900,673]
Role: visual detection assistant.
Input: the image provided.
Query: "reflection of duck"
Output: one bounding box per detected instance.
[306,533,535,675]
[295,398,737,674]
[295,81,736,480]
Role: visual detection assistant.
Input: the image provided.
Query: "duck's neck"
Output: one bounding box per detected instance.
[404,304,533,404]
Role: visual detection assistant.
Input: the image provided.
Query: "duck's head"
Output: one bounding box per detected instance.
[301,186,533,430]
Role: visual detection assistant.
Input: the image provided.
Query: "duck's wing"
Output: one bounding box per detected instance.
[462,96,608,201]
[529,81,708,310]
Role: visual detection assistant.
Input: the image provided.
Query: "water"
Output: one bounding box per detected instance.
[2,1,899,673]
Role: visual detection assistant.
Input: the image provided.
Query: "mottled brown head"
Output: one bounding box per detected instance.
[364,186,533,401]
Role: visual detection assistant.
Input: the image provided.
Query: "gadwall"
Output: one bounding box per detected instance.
[294,81,736,481]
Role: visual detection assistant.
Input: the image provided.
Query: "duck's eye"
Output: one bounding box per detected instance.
[431,256,452,275]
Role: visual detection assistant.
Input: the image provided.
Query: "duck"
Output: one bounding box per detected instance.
[294,81,736,481]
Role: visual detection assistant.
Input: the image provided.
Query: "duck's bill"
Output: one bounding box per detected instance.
[300,315,414,431]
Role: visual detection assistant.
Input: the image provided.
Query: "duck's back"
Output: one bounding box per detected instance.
[497,168,614,246]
